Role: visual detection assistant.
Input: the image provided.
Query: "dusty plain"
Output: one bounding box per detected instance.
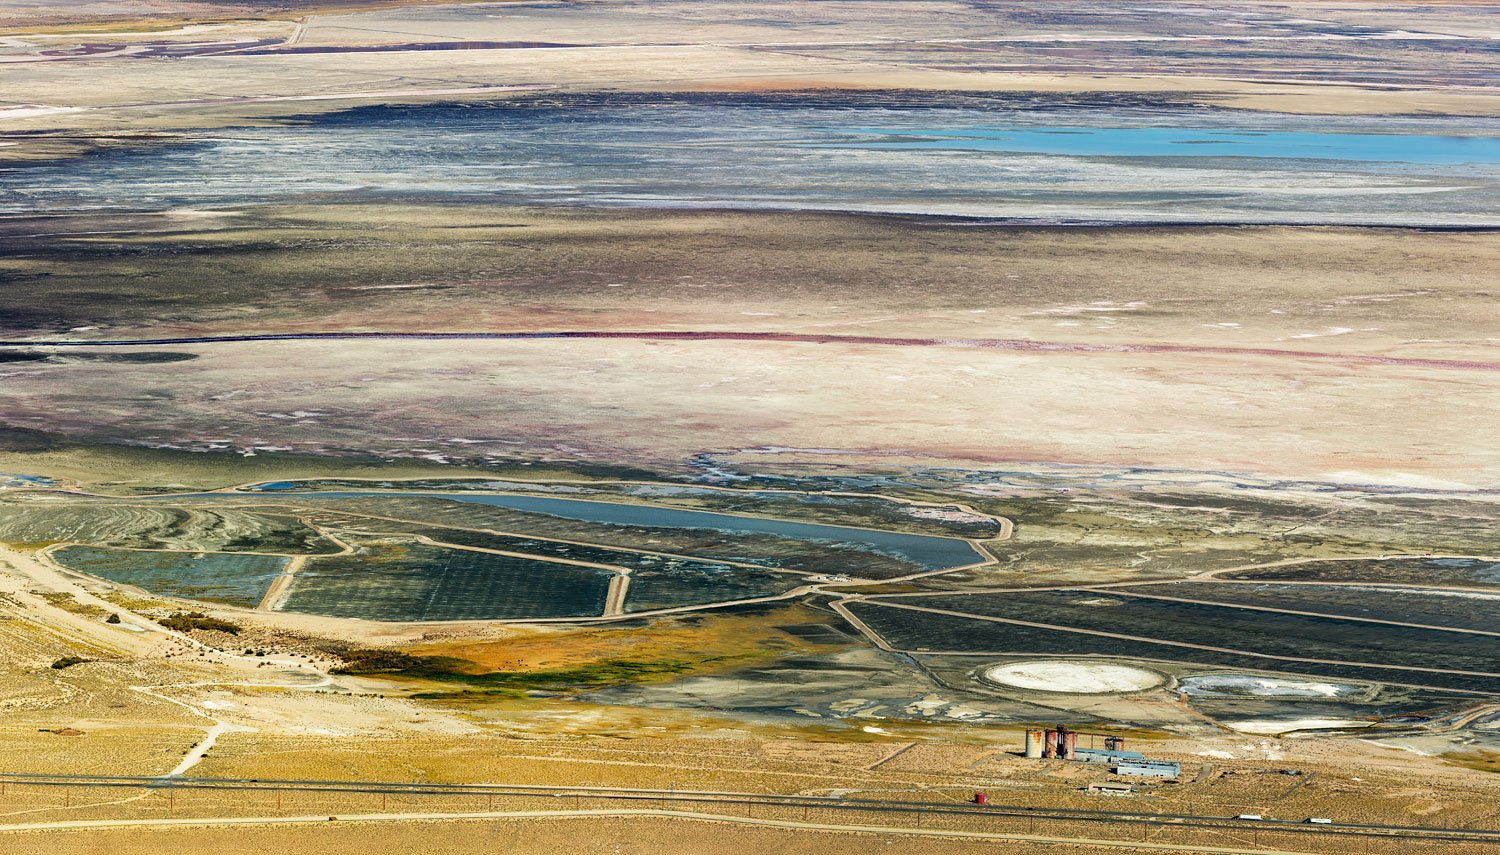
[6,0,1500,138]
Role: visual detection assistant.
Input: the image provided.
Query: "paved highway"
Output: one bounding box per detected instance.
[2,772,1498,846]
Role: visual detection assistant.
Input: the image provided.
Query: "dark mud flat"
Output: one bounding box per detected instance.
[1226,557,1500,589]
[623,563,798,612]
[1123,581,1500,633]
[889,591,1500,673]
[844,602,1500,694]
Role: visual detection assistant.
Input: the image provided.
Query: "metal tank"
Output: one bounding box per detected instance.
[1025,729,1044,759]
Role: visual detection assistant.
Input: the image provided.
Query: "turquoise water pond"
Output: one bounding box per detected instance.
[242,487,985,570]
[824,126,1500,165]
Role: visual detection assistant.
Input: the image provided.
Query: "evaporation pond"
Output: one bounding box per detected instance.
[246,488,984,570]
[51,545,287,608]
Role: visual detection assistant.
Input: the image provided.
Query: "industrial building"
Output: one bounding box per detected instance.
[1025,725,1180,781]
[1026,726,1128,760]
[1117,760,1181,779]
[1086,782,1135,796]
[1074,748,1144,765]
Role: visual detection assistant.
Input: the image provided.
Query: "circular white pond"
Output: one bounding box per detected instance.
[981,661,1165,694]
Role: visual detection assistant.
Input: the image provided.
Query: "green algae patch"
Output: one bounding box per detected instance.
[332,648,737,699]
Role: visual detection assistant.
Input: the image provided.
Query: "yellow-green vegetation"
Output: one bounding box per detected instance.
[346,606,851,698]
[158,611,240,635]
[95,589,174,612]
[333,648,722,699]
[37,590,109,618]
[1444,750,1500,775]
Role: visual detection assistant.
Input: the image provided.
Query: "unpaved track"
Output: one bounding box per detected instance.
[255,555,306,611]
[0,807,1322,854]
[602,574,630,617]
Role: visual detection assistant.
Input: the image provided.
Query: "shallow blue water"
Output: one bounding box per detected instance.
[243,487,984,570]
[0,473,57,487]
[7,101,1500,224]
[826,126,1500,165]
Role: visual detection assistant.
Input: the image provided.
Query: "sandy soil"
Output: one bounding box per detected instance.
[0,814,1288,855]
